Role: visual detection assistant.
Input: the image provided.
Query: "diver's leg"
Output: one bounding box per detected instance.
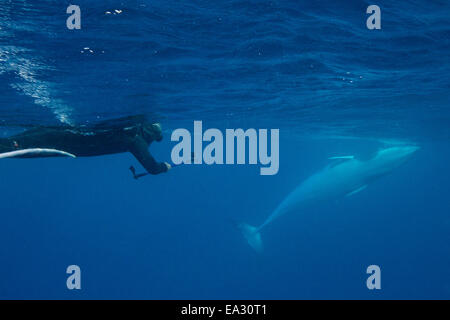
[0,138,13,153]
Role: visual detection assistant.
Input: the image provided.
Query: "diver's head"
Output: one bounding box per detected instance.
[142,122,163,142]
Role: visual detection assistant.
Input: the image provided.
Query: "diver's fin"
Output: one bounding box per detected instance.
[238,223,263,253]
[328,155,354,160]
[0,148,76,159]
[346,185,367,197]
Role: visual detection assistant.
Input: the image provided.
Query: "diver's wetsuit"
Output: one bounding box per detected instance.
[0,115,169,175]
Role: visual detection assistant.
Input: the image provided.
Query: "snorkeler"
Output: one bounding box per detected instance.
[0,115,171,177]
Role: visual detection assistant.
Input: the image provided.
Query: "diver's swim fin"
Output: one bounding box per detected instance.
[0,148,76,159]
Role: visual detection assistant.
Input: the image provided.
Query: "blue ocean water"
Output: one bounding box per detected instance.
[0,0,449,299]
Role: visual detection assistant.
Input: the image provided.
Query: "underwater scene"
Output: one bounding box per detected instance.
[0,0,449,299]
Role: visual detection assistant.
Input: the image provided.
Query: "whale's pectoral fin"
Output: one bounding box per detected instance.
[346,185,367,197]
[0,148,76,159]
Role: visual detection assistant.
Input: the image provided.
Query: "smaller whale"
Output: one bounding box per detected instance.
[239,144,420,253]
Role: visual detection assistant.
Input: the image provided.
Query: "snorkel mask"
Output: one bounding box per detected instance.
[143,123,163,142]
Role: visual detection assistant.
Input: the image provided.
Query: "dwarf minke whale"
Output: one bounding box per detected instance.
[239,145,420,252]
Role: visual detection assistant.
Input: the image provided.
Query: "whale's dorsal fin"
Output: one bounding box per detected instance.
[328,155,354,160]
[327,155,354,168]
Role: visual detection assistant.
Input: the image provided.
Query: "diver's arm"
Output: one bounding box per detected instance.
[128,136,169,175]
